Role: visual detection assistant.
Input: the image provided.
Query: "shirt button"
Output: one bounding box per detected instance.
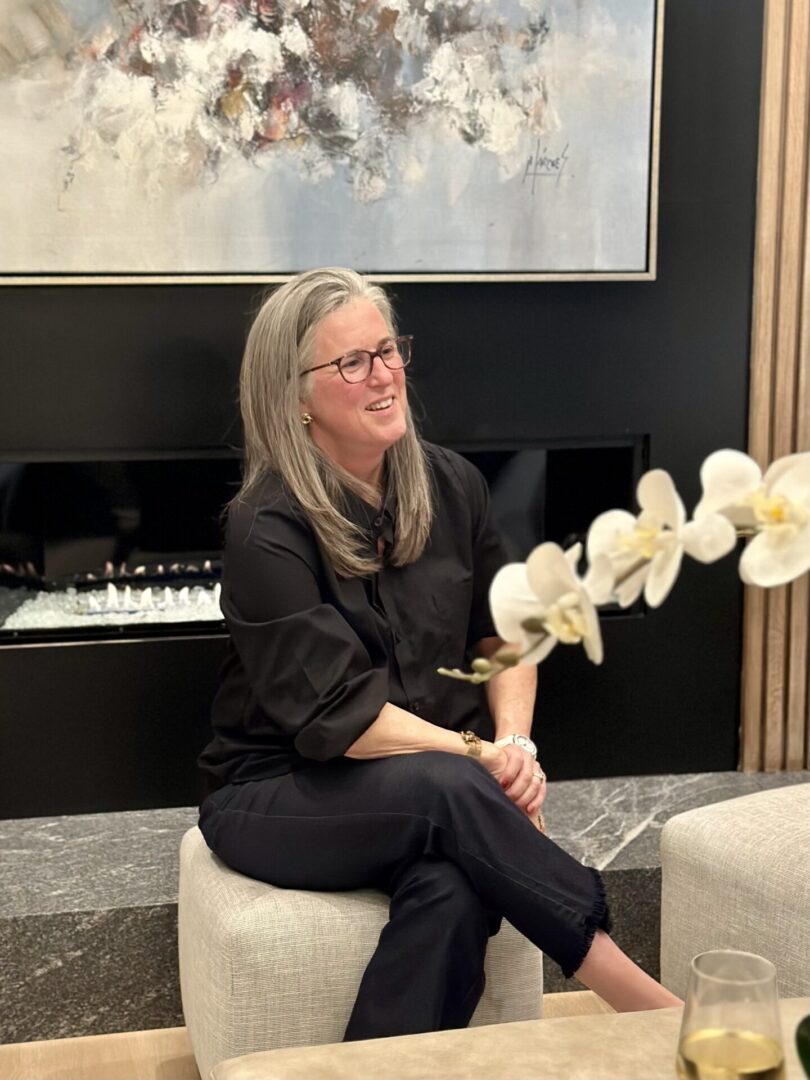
[374,516,383,527]
[412,701,421,713]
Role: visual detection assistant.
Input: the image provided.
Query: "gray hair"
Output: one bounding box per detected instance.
[236,267,433,577]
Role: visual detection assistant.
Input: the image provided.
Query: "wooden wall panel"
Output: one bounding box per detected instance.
[743,0,810,770]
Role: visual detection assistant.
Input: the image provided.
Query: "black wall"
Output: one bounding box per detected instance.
[0,0,763,814]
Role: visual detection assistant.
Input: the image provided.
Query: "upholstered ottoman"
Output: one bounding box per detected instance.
[660,783,810,998]
[179,827,544,1080]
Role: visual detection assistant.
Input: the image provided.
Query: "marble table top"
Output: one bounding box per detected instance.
[2,770,807,919]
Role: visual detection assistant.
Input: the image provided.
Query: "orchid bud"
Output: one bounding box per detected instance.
[520,616,546,634]
[471,657,492,674]
[493,648,520,667]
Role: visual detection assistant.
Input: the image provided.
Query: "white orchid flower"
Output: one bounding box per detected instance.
[587,470,737,608]
[489,542,612,666]
[695,449,810,586]
[563,542,616,606]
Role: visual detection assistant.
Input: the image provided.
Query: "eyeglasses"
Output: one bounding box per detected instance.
[301,335,413,384]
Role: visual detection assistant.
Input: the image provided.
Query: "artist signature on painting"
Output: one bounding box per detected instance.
[523,140,570,194]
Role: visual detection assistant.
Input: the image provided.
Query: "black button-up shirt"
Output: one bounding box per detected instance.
[199,442,512,791]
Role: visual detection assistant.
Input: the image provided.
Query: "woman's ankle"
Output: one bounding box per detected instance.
[574,930,683,1012]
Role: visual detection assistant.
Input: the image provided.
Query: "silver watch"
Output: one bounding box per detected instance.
[494,734,537,759]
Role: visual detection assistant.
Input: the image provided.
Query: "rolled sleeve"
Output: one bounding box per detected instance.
[222,501,389,760]
[224,602,389,760]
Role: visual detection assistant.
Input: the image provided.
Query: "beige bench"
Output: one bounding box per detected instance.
[178,826,543,1080]
[660,783,810,999]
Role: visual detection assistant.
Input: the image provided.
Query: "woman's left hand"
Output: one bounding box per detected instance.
[497,744,547,816]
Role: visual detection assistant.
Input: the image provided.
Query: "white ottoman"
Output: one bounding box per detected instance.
[179,827,544,1080]
[660,783,810,999]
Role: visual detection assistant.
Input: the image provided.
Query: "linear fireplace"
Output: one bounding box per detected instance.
[0,458,238,643]
[0,439,644,647]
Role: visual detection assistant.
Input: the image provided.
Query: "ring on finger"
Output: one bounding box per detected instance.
[533,770,546,783]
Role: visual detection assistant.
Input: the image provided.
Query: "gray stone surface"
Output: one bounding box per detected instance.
[0,906,182,1044]
[543,770,810,872]
[0,806,196,1043]
[1,771,807,1041]
[0,806,198,918]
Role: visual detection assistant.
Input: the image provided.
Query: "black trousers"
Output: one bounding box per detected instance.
[199,751,610,1041]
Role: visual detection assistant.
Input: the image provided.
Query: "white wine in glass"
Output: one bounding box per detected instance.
[676,950,785,1080]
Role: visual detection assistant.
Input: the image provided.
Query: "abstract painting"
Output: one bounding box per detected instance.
[0,0,662,282]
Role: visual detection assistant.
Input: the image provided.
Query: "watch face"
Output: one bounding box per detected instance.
[495,734,537,757]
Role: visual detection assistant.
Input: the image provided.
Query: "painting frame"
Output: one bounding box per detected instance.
[1,0,664,286]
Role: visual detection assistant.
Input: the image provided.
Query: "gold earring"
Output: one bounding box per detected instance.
[301,413,313,426]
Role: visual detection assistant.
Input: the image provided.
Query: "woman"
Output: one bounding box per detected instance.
[198,268,680,1040]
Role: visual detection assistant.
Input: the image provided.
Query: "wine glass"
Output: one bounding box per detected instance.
[676,950,785,1080]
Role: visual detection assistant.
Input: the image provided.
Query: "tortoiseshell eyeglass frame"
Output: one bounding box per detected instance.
[300,335,413,383]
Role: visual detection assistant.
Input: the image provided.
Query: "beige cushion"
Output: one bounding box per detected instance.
[660,783,810,999]
[179,827,543,1080]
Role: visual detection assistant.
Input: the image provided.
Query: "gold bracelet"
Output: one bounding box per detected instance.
[460,730,482,757]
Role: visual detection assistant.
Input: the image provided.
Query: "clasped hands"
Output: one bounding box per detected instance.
[484,743,547,830]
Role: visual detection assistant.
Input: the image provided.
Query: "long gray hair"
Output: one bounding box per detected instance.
[236,267,433,578]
